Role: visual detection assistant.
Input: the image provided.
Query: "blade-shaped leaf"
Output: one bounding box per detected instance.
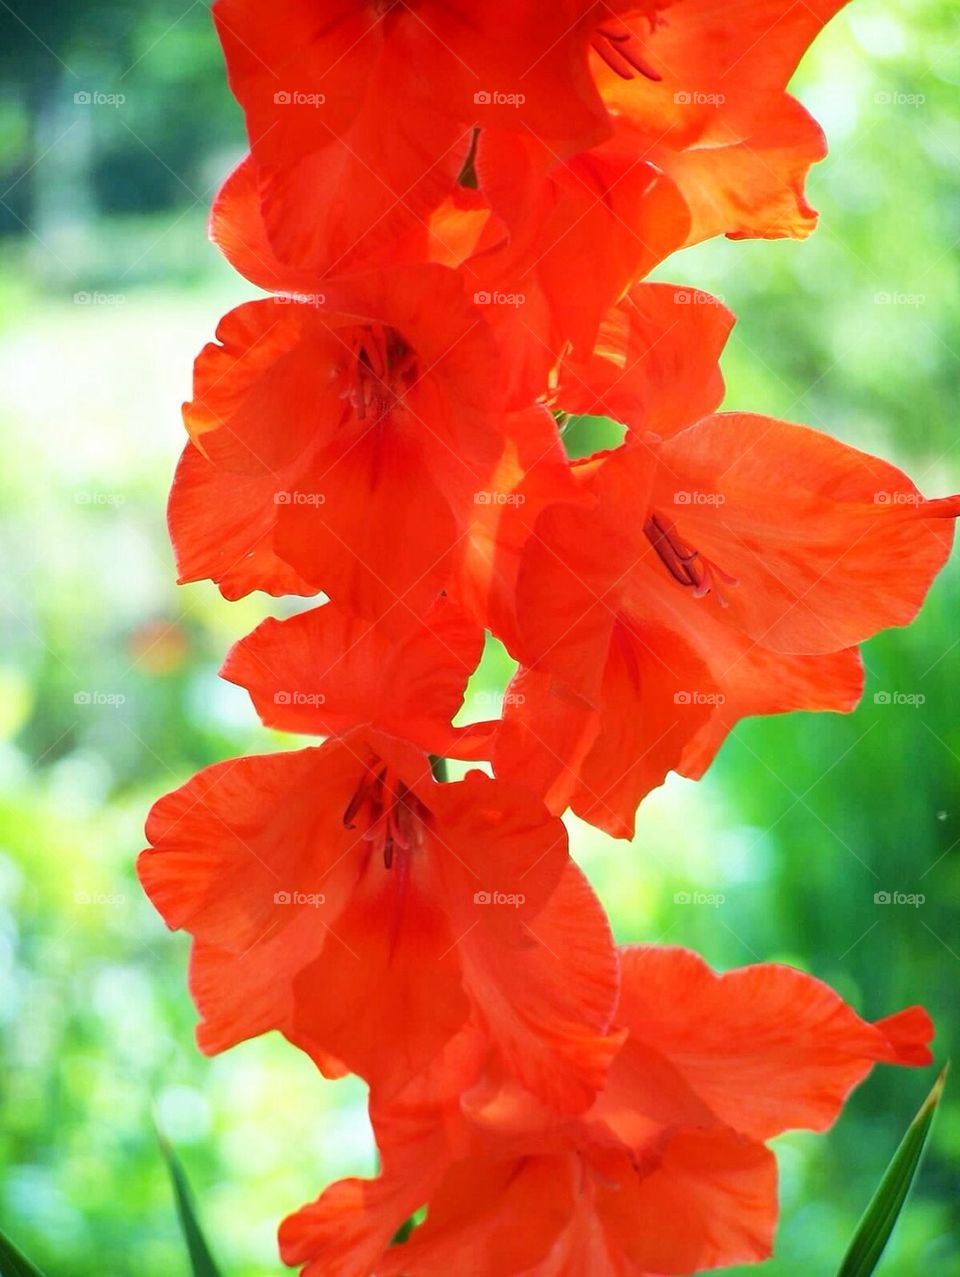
[0,1227,47,1276]
[837,1063,948,1277]
[157,1132,223,1277]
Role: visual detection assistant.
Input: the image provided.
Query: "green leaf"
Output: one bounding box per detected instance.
[837,1063,948,1277]
[157,1131,223,1277]
[0,1226,47,1276]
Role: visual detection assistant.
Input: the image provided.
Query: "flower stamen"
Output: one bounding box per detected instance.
[643,512,738,606]
[591,21,662,82]
[343,761,428,869]
[342,324,417,424]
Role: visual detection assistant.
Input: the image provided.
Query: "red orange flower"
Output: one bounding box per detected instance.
[592,0,849,242]
[280,945,932,1275]
[493,419,959,835]
[213,0,846,280]
[209,1,848,375]
[170,265,505,626]
[212,0,608,272]
[427,0,849,367]
[140,4,955,1273]
[139,611,620,1108]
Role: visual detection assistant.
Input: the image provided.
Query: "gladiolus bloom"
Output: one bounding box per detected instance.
[139,3,956,1272]
[591,0,849,243]
[139,730,620,1111]
[212,0,609,272]
[494,421,959,835]
[281,945,932,1275]
[170,265,504,626]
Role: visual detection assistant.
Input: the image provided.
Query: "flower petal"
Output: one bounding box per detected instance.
[167,442,315,601]
[221,596,483,752]
[666,95,826,243]
[653,413,960,654]
[380,1155,579,1276]
[139,745,358,1052]
[428,772,621,1111]
[615,946,934,1141]
[594,1130,776,1274]
[556,282,733,435]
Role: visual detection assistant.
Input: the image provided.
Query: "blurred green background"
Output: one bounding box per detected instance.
[0,0,958,1273]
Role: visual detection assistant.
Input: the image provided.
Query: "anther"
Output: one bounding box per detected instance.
[592,23,662,82]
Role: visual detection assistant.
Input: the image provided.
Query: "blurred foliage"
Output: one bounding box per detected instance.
[0,0,958,1273]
